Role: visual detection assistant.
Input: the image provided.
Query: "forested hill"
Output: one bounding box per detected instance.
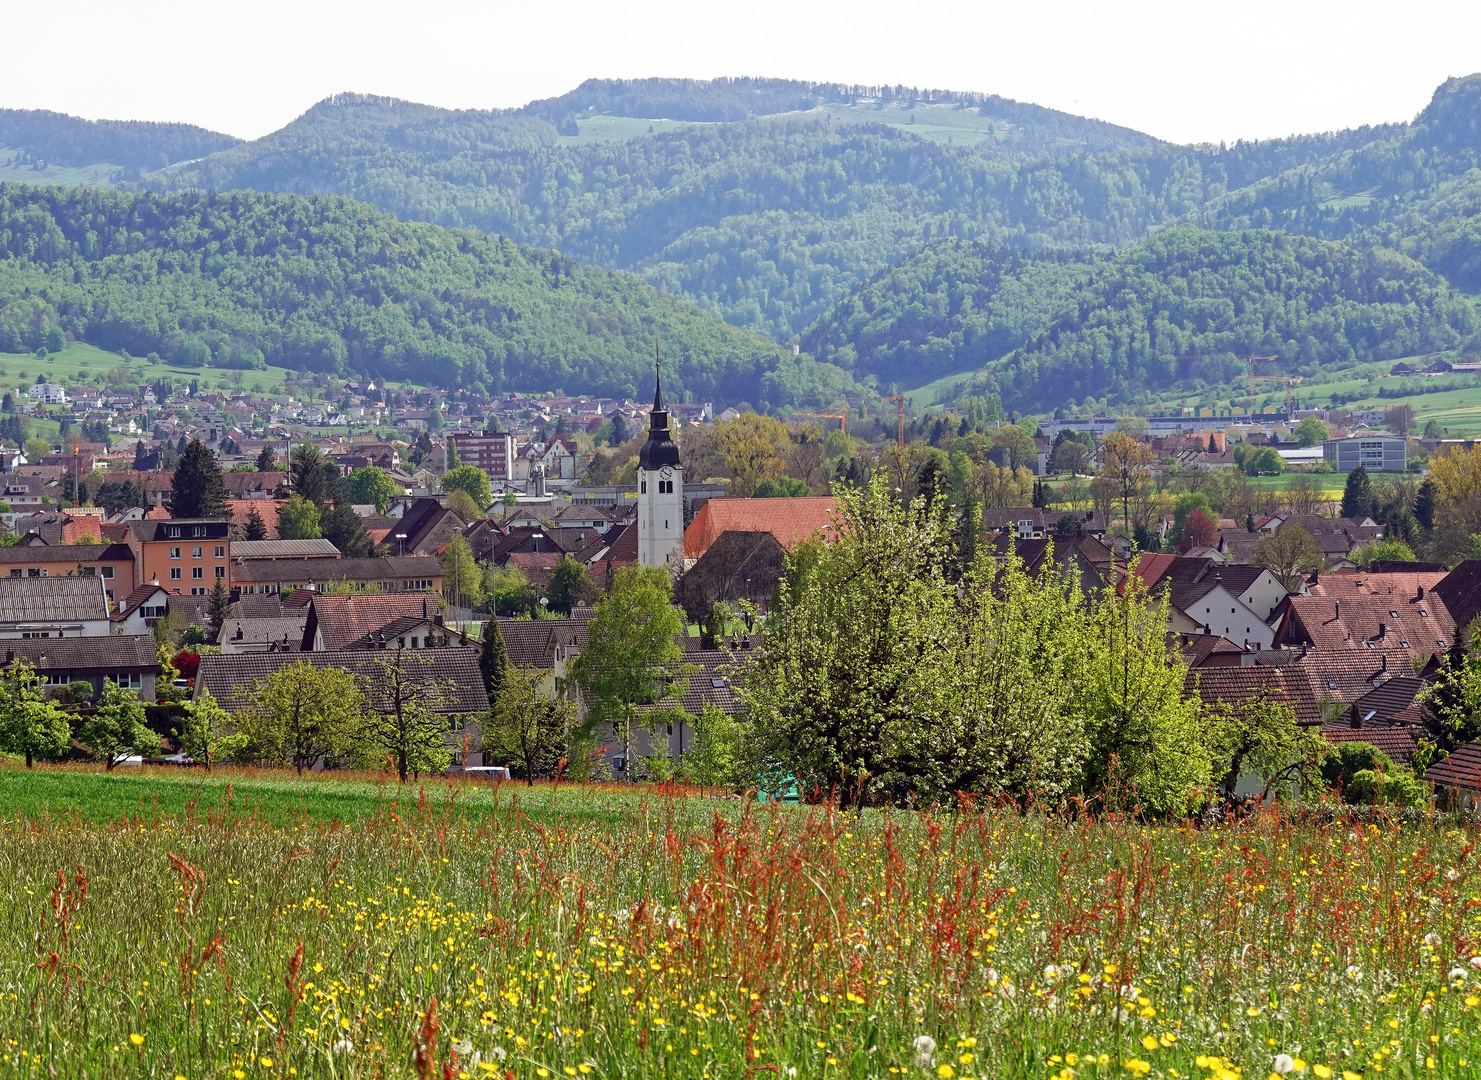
[961,228,1478,411]
[515,76,1163,153]
[0,184,852,406]
[803,227,1477,406]
[0,110,239,171]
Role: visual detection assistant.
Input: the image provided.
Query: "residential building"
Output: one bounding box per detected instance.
[230,555,444,596]
[122,519,233,596]
[449,429,515,482]
[111,583,172,635]
[1322,436,1407,473]
[0,543,136,606]
[0,577,112,637]
[1,635,162,700]
[300,593,449,651]
[26,384,67,405]
[683,497,839,562]
[1275,570,1456,662]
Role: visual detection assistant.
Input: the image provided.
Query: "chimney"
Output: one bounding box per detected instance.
[434,612,444,627]
[1381,653,1388,672]
[422,597,427,619]
[1334,601,1340,619]
[1417,585,1425,600]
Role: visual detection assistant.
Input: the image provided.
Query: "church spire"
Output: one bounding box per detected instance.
[652,345,665,412]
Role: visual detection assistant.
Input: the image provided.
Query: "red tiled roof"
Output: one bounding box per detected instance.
[1187,665,1324,726]
[309,594,442,650]
[226,499,286,538]
[1425,741,1481,792]
[684,497,839,560]
[1322,723,1421,763]
[1284,571,1456,662]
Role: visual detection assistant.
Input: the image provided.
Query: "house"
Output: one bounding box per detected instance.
[122,519,233,596]
[1141,557,1290,621]
[1425,742,1481,810]
[219,614,310,654]
[1124,554,1282,651]
[231,555,444,597]
[231,538,341,562]
[1275,570,1456,663]
[981,508,1107,540]
[0,542,137,607]
[378,498,466,556]
[111,582,172,635]
[990,533,1115,597]
[683,497,839,562]
[1,635,162,701]
[0,577,113,637]
[300,593,451,651]
[26,384,67,405]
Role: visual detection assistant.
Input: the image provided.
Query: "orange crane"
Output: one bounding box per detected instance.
[791,411,847,436]
[1243,356,1300,419]
[887,395,907,451]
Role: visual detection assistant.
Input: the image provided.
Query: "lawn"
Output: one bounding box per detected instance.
[0,763,1477,1079]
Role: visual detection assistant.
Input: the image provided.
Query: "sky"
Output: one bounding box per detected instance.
[4,0,1480,145]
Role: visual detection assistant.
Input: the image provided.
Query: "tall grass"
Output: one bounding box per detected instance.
[0,766,1478,1078]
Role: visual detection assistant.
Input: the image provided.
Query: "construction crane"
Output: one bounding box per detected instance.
[887,395,907,451]
[1240,357,1301,420]
[790,411,847,437]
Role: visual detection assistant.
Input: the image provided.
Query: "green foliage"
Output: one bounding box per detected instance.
[0,109,238,170]
[753,476,810,498]
[485,666,572,785]
[443,488,483,523]
[1204,692,1327,797]
[441,465,492,511]
[169,437,226,518]
[1251,525,1326,590]
[346,465,398,514]
[354,653,455,782]
[78,680,161,770]
[228,661,366,773]
[478,619,510,704]
[1294,415,1330,447]
[0,185,843,406]
[546,556,597,616]
[439,533,487,611]
[276,494,322,541]
[1351,538,1417,568]
[1344,767,1427,808]
[1342,465,1376,519]
[1243,446,1285,477]
[681,703,747,790]
[1320,742,1391,789]
[0,659,72,767]
[741,475,1213,811]
[492,565,539,617]
[174,688,230,770]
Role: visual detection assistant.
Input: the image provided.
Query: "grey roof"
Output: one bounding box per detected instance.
[221,616,308,648]
[0,543,134,564]
[231,555,444,584]
[1,635,160,671]
[0,577,110,625]
[197,649,489,714]
[231,539,341,559]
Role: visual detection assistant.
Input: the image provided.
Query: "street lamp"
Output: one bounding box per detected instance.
[395,532,407,557]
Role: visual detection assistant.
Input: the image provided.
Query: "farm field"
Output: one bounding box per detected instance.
[0,764,1477,1079]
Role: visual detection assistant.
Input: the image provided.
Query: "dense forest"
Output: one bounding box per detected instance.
[966,227,1477,410]
[801,228,1477,405]
[0,110,239,172]
[0,185,853,406]
[143,76,1481,349]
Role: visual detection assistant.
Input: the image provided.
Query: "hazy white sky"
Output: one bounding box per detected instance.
[4,0,1479,145]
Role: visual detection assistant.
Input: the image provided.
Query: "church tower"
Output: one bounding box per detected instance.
[637,362,684,568]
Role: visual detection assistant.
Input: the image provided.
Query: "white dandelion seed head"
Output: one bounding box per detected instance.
[986,967,999,985]
[1115,1007,1130,1023]
[491,1046,508,1063]
[1446,868,1460,881]
[1273,1054,1296,1075]
[1449,967,1468,983]
[1471,956,1481,971]
[1345,965,1362,980]
[1043,964,1059,979]
[453,1040,473,1057]
[785,1068,798,1078]
[1424,933,1442,948]
[332,1040,354,1056]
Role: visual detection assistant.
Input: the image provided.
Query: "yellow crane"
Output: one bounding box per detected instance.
[887,395,907,451]
[790,411,847,437]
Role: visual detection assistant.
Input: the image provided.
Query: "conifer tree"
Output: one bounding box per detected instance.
[243,505,268,541]
[478,618,510,705]
[1341,464,1375,520]
[171,437,227,518]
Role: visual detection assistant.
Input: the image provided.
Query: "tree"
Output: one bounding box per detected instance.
[0,658,72,767]
[719,414,790,497]
[683,703,747,790]
[570,566,691,779]
[1205,691,1327,798]
[486,666,572,785]
[206,580,230,642]
[547,556,597,615]
[439,532,487,612]
[174,688,230,770]
[357,653,455,782]
[230,661,365,773]
[443,487,482,522]
[256,444,279,472]
[1179,508,1217,552]
[607,413,630,447]
[1384,404,1416,436]
[24,435,51,464]
[1243,446,1284,477]
[171,437,227,518]
[321,501,375,558]
[1351,538,1417,569]
[289,441,337,507]
[243,505,268,541]
[1293,416,1329,448]
[478,618,511,704]
[441,465,492,511]
[79,680,161,770]
[1251,525,1325,590]
[1098,432,1154,534]
[492,564,539,616]
[1341,465,1375,519]
[1415,477,1437,529]
[347,465,399,514]
[1049,438,1091,476]
[277,494,322,540]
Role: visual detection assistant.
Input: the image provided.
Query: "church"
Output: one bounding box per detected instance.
[636,364,684,568]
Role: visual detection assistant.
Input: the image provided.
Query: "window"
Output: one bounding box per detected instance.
[7,569,19,578]
[170,568,182,580]
[640,480,647,494]
[79,566,96,576]
[170,546,181,559]
[192,567,204,579]
[192,546,203,559]
[190,587,206,596]
[215,566,226,579]
[167,526,180,538]
[27,568,41,577]
[111,673,142,690]
[100,565,114,580]
[20,631,50,639]
[214,546,225,558]
[192,526,205,538]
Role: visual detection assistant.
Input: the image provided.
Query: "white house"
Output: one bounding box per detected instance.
[26,384,67,405]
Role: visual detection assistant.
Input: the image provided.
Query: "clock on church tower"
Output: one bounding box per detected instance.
[637,363,684,568]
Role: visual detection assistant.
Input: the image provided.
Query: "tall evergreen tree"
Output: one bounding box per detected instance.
[1415,477,1437,530]
[322,500,374,558]
[1341,465,1375,520]
[243,505,268,541]
[256,444,278,472]
[206,580,230,642]
[478,618,510,705]
[171,437,227,518]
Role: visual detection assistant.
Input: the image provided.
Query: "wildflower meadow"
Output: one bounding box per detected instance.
[0,766,1479,1080]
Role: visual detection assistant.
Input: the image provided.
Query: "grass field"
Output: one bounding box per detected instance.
[0,763,1478,1079]
[0,147,121,188]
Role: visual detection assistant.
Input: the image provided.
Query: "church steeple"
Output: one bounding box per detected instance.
[653,359,665,412]
[638,360,680,470]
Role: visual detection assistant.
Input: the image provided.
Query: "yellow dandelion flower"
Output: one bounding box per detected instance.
[262,1059,274,1068]
[936,1067,955,1079]
[1141,1035,1158,1052]
[1313,1067,1332,1079]
[1125,1060,1152,1076]
[129,1034,144,1047]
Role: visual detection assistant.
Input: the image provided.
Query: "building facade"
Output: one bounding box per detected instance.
[636,366,684,568]
[449,430,515,483]
[1322,437,1407,473]
[125,519,233,596]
